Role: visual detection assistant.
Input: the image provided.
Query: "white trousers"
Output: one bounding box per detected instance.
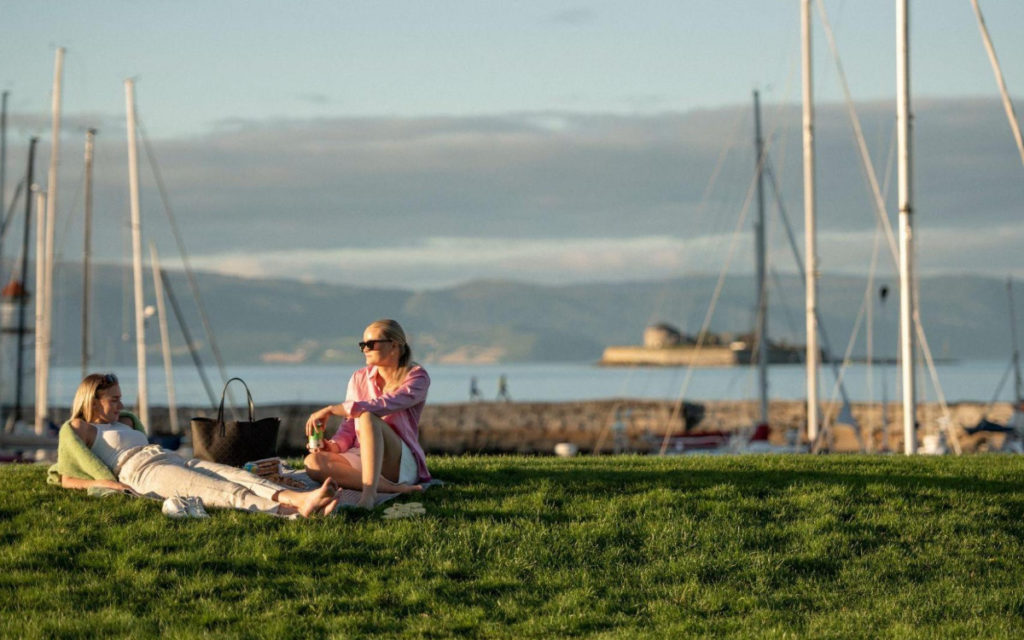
[117,445,282,514]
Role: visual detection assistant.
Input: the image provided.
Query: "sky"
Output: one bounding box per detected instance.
[1,0,1023,290]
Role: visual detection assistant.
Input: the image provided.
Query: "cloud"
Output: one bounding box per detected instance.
[4,98,1021,290]
[545,8,597,27]
[186,236,721,289]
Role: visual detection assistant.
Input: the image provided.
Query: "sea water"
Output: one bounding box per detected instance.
[46,359,1017,408]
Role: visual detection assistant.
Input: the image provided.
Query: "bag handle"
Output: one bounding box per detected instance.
[216,377,256,426]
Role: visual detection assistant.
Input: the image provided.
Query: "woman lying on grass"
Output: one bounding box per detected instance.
[49,373,339,518]
[304,318,430,509]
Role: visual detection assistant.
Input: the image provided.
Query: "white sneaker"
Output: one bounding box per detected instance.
[183,496,210,518]
[162,496,189,518]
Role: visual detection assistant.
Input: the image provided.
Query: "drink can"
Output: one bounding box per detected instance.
[308,421,325,451]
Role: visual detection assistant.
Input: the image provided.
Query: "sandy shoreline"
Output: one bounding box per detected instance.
[24,398,1012,456]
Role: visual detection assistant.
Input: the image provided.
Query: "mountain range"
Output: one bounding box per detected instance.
[11,264,1018,366]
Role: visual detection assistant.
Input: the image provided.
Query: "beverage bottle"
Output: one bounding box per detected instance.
[308,420,324,451]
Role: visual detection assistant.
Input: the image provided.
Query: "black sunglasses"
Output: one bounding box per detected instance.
[358,339,392,351]
[99,373,119,387]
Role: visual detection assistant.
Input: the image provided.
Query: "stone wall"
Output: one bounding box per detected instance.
[76,398,1015,456]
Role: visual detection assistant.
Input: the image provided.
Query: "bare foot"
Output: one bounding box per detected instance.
[321,494,341,515]
[297,479,338,518]
[393,483,424,494]
[377,478,424,494]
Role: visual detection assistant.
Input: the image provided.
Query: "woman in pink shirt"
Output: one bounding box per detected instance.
[303,319,429,509]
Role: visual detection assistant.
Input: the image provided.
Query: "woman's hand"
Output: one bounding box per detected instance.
[305,408,330,437]
[305,404,348,436]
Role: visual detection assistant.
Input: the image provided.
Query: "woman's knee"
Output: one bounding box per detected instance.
[304,451,324,473]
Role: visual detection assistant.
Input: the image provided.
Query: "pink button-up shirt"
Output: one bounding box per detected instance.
[329,364,431,482]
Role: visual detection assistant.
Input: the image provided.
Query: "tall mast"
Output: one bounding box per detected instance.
[896,0,916,454]
[125,79,149,431]
[13,139,36,424]
[38,47,64,435]
[753,90,769,426]
[801,0,820,444]
[33,187,46,434]
[81,129,96,377]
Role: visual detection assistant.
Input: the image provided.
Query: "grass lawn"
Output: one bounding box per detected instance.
[3,454,1024,638]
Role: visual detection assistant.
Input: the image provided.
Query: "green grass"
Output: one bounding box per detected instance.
[3,455,1024,639]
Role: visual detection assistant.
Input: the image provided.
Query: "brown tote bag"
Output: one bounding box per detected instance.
[190,378,280,467]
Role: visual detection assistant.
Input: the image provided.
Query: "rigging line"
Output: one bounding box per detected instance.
[633,105,750,410]
[867,125,897,439]
[658,143,763,455]
[159,268,218,407]
[865,225,884,442]
[135,114,237,413]
[970,0,1024,171]
[0,179,26,287]
[820,267,873,433]
[814,0,899,266]
[1,179,25,239]
[764,158,861,384]
[655,99,794,451]
[915,311,962,453]
[817,0,953,434]
[764,156,867,450]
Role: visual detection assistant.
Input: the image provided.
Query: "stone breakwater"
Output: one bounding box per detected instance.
[81,398,1015,455]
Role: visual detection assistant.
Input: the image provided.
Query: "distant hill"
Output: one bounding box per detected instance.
[22,264,1020,365]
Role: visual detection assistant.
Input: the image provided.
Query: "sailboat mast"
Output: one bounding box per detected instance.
[149,243,178,434]
[896,0,917,455]
[33,188,46,434]
[13,138,36,424]
[753,90,769,426]
[81,129,95,377]
[38,47,64,435]
[802,0,820,443]
[125,79,149,432]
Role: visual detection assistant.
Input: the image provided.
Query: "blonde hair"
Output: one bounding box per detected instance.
[71,373,119,424]
[367,318,414,391]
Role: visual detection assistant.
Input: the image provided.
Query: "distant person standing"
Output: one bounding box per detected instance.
[469,376,481,402]
[496,374,511,402]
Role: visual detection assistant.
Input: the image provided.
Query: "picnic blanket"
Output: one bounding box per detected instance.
[274,463,443,508]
